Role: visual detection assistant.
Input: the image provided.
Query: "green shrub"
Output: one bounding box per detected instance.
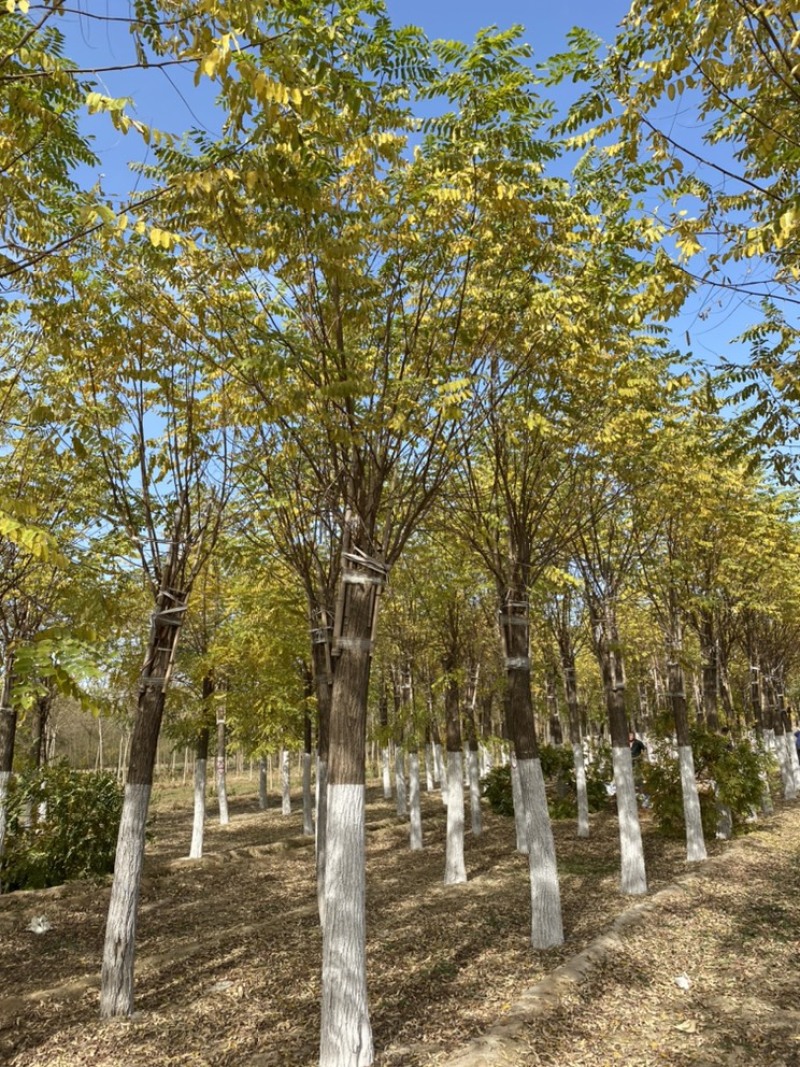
[643,727,772,839]
[480,749,608,820]
[480,764,515,816]
[1,763,123,891]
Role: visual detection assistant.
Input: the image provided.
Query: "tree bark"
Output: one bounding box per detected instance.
[443,675,466,883]
[501,591,563,946]
[189,725,210,860]
[100,592,186,1017]
[259,756,268,810]
[667,645,706,863]
[320,565,377,1067]
[0,655,16,860]
[594,599,647,895]
[216,691,230,826]
[562,655,589,838]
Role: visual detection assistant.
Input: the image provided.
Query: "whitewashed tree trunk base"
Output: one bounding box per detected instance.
[189,758,206,859]
[444,751,467,884]
[572,743,589,838]
[511,756,528,855]
[409,754,423,851]
[320,784,372,1067]
[316,759,329,929]
[433,743,444,789]
[468,749,482,837]
[518,758,563,948]
[395,751,407,818]
[302,752,314,836]
[381,748,391,800]
[612,746,647,895]
[678,745,706,863]
[281,749,292,815]
[424,744,435,792]
[100,783,151,1017]
[216,756,229,826]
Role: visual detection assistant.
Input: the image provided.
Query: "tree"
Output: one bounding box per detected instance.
[548,2,800,475]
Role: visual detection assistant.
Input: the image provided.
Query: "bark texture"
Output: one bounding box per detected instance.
[612,746,648,895]
[518,757,563,948]
[100,783,151,1016]
[320,784,372,1067]
[444,750,467,884]
[409,752,423,851]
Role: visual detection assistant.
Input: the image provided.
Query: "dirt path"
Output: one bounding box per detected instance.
[0,779,797,1066]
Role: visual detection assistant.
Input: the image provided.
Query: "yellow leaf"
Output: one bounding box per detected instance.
[149,227,163,247]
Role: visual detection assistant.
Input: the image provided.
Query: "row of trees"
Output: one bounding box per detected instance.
[2,2,799,1065]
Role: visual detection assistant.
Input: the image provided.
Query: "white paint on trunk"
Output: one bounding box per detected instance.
[316,759,329,929]
[381,748,392,799]
[320,783,372,1067]
[216,756,229,826]
[572,743,590,838]
[611,745,648,895]
[480,744,493,777]
[517,758,563,948]
[775,734,796,800]
[678,745,707,862]
[511,755,528,855]
[281,748,292,815]
[424,744,434,791]
[302,752,314,836]
[444,750,467,884]
[433,743,444,787]
[468,749,482,836]
[189,757,206,859]
[259,757,268,810]
[409,753,423,851]
[0,770,10,859]
[395,750,407,818]
[100,782,151,1017]
[760,771,774,815]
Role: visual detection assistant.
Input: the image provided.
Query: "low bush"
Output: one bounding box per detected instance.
[1,763,123,891]
[643,727,772,839]
[480,747,608,820]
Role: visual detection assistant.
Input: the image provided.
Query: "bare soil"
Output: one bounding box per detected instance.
[0,777,797,1067]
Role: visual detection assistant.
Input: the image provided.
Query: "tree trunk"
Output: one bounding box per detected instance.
[501,592,563,946]
[281,748,292,815]
[100,591,186,1017]
[510,752,527,854]
[700,615,719,731]
[319,557,380,1067]
[595,600,647,895]
[189,726,210,859]
[463,669,482,837]
[667,647,706,863]
[562,656,589,838]
[443,676,466,884]
[259,757,268,809]
[0,655,16,860]
[394,748,407,818]
[381,746,392,799]
[311,630,332,927]
[424,740,435,791]
[408,749,423,850]
[216,694,230,826]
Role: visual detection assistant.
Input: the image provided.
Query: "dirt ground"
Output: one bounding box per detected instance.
[0,776,797,1067]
